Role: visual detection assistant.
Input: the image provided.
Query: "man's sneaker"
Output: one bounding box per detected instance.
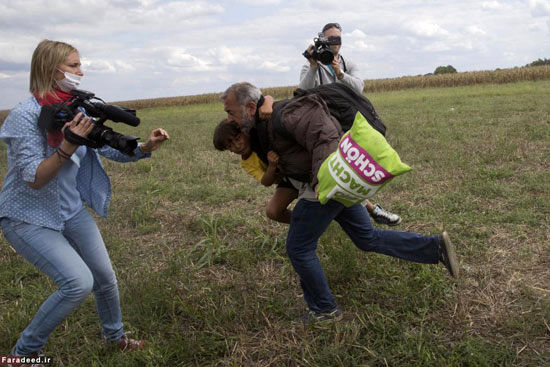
[439,231,459,278]
[6,347,46,367]
[370,204,402,226]
[296,308,343,325]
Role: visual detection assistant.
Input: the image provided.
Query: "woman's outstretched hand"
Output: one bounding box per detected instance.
[140,128,170,153]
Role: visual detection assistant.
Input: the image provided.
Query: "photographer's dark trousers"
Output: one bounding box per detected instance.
[285,199,440,313]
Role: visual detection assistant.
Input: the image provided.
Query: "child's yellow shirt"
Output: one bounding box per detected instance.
[240,152,267,183]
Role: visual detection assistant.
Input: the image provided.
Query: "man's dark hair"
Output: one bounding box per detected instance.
[322,22,342,33]
[213,119,241,151]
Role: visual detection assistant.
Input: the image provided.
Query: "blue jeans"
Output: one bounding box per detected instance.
[1,207,124,355]
[286,199,440,313]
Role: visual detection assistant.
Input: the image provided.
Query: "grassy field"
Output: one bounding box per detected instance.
[0,80,549,366]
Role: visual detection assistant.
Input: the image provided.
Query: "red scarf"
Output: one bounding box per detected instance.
[34,89,73,147]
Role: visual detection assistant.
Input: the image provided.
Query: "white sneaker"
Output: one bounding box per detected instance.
[370,204,402,226]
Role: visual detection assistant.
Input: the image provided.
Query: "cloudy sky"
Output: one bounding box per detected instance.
[0,0,549,109]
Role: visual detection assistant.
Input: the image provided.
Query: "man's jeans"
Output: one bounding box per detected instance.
[1,207,123,355]
[286,199,440,313]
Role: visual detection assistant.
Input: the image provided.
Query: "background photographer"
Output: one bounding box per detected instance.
[0,39,169,364]
[298,22,401,226]
[299,22,364,95]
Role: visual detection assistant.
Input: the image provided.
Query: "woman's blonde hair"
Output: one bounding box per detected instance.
[30,39,77,98]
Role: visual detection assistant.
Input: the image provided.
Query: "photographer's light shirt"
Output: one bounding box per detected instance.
[0,96,151,230]
[298,54,364,95]
[58,145,86,221]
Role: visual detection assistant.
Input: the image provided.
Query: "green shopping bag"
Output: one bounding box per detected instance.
[317,112,412,206]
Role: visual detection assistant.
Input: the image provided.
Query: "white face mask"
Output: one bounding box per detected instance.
[55,69,82,92]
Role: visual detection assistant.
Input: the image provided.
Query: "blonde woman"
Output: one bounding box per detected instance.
[0,39,169,364]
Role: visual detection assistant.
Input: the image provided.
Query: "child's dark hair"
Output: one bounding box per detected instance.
[213,119,241,151]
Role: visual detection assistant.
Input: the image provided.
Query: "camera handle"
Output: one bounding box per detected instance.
[63,128,103,148]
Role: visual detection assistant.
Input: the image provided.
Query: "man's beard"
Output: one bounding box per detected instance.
[240,107,256,134]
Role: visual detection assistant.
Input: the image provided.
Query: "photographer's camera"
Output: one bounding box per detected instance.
[38,90,140,156]
[302,33,341,65]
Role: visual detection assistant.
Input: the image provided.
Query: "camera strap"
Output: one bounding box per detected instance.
[37,104,61,132]
[35,90,73,147]
[341,55,347,73]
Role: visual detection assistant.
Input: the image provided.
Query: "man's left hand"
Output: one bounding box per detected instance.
[259,95,274,120]
[332,58,344,80]
[140,128,170,153]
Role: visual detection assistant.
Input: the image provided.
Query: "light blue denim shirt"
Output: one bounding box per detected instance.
[0,96,151,230]
[58,145,87,221]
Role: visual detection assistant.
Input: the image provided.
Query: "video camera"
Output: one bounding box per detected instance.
[38,89,140,156]
[302,33,341,65]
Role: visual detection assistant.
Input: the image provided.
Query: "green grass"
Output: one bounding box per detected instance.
[0,81,549,366]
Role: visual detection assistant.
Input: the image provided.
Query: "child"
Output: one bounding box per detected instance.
[213,120,297,223]
[213,119,401,226]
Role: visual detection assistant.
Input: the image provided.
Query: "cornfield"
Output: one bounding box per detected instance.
[363,65,550,92]
[1,65,549,122]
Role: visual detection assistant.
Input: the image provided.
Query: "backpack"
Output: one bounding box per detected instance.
[271,83,387,142]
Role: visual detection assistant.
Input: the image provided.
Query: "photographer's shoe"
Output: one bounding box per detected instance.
[370,204,402,226]
[439,231,459,278]
[118,334,145,352]
[6,347,45,367]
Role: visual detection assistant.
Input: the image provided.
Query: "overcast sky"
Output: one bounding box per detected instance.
[0,0,549,109]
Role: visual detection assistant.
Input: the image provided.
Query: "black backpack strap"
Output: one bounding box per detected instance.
[340,55,347,73]
[318,66,324,85]
[249,122,270,165]
[254,95,265,122]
